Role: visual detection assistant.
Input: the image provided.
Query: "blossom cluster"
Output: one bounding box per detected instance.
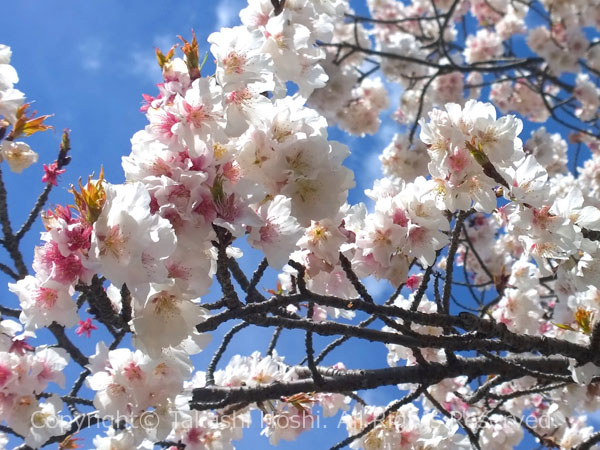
[0,45,39,174]
[334,0,600,178]
[3,0,600,447]
[340,402,470,449]
[5,0,359,446]
[0,320,69,447]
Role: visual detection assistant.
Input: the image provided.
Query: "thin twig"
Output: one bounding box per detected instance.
[206,322,249,386]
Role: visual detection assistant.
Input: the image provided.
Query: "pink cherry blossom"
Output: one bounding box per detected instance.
[41,161,65,186]
[75,318,98,337]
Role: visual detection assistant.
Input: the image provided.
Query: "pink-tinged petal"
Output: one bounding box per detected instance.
[41,161,66,186]
[76,318,98,338]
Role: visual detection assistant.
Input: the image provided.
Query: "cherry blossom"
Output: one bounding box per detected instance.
[41,161,66,186]
[247,195,304,269]
[0,45,24,123]
[75,318,98,337]
[0,140,38,173]
[8,275,78,330]
[3,0,600,447]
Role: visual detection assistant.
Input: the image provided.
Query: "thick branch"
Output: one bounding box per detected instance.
[191,355,571,407]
